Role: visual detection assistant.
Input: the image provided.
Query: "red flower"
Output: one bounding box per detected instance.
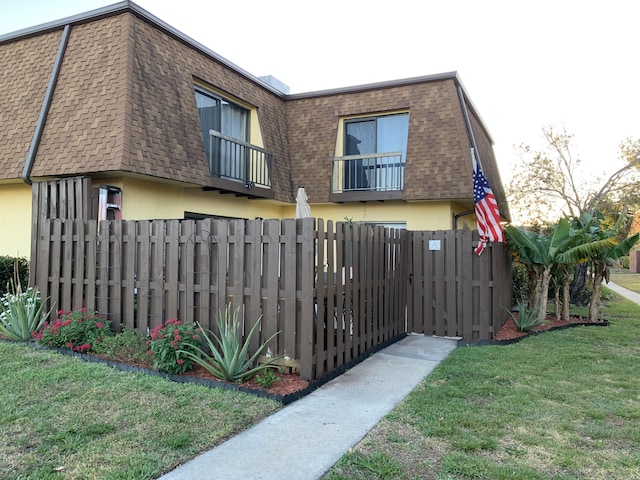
[176,359,184,365]
[96,322,103,328]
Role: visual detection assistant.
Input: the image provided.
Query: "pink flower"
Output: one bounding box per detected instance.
[193,335,199,340]
[174,335,181,341]
[176,359,184,365]
[96,322,103,328]
[173,329,180,335]
[66,342,74,349]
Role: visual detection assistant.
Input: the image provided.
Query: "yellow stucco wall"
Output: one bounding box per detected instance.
[101,177,284,220]
[0,176,478,259]
[103,177,475,230]
[282,200,476,231]
[0,183,32,257]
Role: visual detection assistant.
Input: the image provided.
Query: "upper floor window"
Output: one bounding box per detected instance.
[195,88,250,182]
[341,113,409,192]
[195,86,273,188]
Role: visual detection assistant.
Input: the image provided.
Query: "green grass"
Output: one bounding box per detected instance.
[324,293,640,480]
[0,342,280,479]
[610,271,640,294]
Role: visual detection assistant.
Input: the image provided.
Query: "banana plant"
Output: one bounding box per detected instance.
[504,218,573,323]
[558,213,639,322]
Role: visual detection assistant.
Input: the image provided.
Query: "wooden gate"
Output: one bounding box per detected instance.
[406,229,511,341]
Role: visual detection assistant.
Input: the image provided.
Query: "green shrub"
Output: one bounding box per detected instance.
[180,305,279,383]
[92,328,149,364]
[34,308,112,353]
[148,319,202,374]
[254,369,279,389]
[0,256,29,297]
[620,255,630,270]
[511,262,529,306]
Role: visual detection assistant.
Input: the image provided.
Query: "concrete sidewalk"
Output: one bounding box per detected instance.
[158,334,458,480]
[607,281,640,305]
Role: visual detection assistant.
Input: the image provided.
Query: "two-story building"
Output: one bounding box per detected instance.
[0,1,509,257]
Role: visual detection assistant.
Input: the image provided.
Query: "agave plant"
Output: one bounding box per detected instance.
[0,280,50,342]
[179,304,280,383]
[504,303,545,332]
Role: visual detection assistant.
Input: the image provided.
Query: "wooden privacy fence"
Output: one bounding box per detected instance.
[29,178,511,380]
[31,217,409,380]
[407,230,511,341]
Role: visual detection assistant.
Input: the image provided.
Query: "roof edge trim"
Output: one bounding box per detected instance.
[286,72,459,99]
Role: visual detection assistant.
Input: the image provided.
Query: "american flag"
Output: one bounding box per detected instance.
[473,152,504,255]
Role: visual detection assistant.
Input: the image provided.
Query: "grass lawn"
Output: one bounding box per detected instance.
[324,294,640,480]
[0,343,280,479]
[610,271,640,294]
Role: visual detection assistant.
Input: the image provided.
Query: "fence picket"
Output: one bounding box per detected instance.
[314,219,327,376]
[281,219,297,362]
[121,221,135,332]
[165,221,179,320]
[262,220,279,357]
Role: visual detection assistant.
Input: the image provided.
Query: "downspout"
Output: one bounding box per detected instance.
[22,24,71,185]
[456,84,481,167]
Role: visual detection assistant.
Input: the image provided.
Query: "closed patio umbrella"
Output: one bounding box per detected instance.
[295,186,311,219]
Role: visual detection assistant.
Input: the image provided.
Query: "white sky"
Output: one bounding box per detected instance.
[2,0,639,190]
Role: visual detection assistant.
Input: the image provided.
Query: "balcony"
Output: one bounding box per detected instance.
[206,130,274,198]
[330,152,404,202]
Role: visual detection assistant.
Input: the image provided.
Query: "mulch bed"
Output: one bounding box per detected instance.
[488,314,609,345]
[66,350,314,404]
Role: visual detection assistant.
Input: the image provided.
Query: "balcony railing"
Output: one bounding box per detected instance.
[209,130,272,188]
[332,152,404,194]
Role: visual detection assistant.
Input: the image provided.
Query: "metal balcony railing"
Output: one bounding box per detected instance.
[332,152,404,193]
[209,130,272,188]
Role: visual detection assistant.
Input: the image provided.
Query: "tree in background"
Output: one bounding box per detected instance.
[507,127,640,304]
[507,127,640,227]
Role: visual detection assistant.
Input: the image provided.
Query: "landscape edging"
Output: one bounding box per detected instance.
[457,320,610,347]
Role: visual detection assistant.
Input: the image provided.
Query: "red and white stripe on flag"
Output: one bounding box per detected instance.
[473,154,504,255]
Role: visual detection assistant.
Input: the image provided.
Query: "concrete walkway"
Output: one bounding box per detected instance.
[158,334,458,480]
[607,281,640,304]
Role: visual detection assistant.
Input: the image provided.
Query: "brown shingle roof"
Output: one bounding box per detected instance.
[0,2,508,215]
[0,30,61,179]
